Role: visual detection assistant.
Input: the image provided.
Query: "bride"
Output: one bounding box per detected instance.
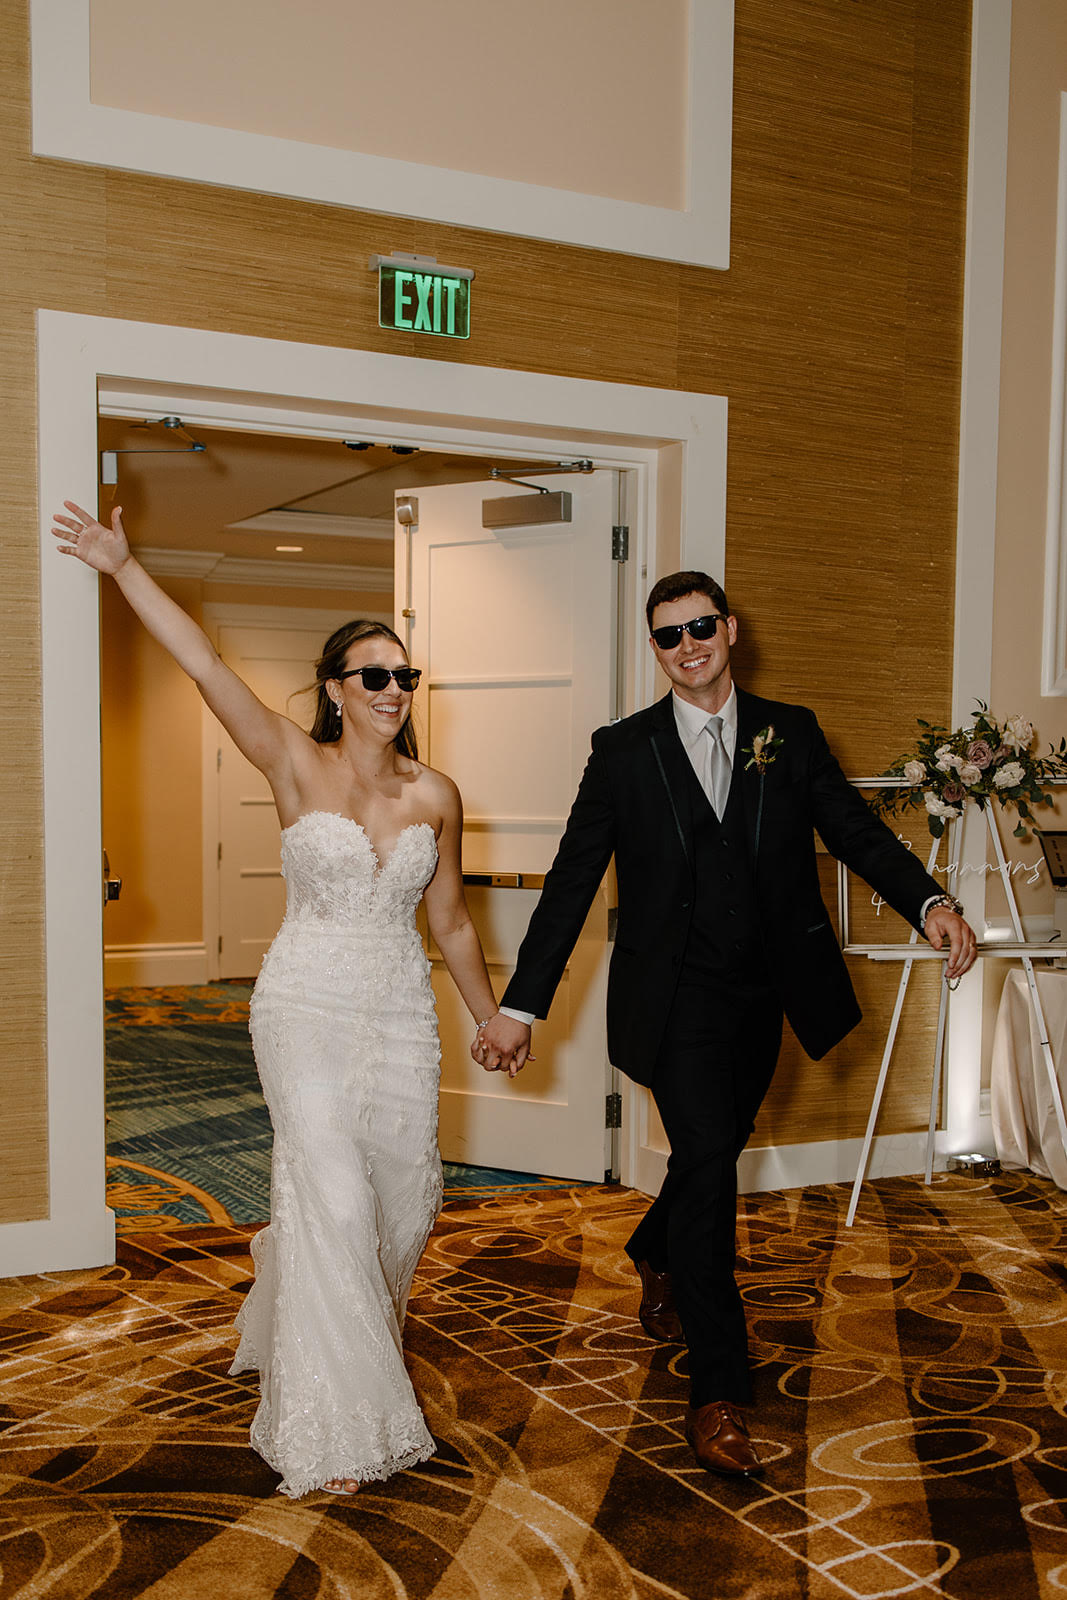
[53,500,515,1497]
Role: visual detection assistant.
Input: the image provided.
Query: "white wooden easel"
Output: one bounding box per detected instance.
[845,802,1067,1226]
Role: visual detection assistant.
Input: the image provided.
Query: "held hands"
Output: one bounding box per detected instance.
[52,502,131,576]
[923,908,978,981]
[471,1014,533,1080]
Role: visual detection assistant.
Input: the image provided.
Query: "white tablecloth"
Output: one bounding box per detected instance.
[991,968,1067,1189]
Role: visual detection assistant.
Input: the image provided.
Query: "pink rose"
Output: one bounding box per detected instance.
[941,782,965,803]
[966,739,994,770]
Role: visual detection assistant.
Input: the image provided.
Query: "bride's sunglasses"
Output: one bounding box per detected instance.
[337,666,422,692]
[650,613,727,650]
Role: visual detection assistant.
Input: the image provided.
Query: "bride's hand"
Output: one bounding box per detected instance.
[52,501,131,576]
[472,1014,533,1079]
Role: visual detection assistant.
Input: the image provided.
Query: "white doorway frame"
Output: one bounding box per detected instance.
[17,309,726,1277]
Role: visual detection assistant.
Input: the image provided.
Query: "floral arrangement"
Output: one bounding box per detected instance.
[872,703,1067,838]
[743,725,783,774]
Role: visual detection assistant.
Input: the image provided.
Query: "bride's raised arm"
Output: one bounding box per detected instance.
[52,501,308,787]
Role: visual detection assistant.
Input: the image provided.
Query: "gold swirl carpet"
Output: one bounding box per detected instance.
[2,1172,1065,1599]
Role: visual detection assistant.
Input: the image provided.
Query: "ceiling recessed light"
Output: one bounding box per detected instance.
[275,544,304,552]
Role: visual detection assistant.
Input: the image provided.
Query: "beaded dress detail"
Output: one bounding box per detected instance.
[230,811,443,1498]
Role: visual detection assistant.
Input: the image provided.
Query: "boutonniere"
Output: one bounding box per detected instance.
[743,725,783,773]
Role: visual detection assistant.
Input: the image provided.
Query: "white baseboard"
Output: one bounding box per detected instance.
[737,1132,935,1193]
[104,942,210,988]
[0,1207,116,1279]
[737,1125,1002,1195]
[631,1126,1005,1201]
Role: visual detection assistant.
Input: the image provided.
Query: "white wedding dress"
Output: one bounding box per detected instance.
[229,810,443,1498]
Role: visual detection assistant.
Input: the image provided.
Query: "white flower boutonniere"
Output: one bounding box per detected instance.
[743,724,784,774]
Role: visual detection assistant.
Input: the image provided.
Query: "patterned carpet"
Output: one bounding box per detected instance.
[2,1173,1065,1598]
[104,985,583,1232]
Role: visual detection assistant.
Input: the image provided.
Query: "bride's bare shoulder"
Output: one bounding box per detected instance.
[409,760,461,816]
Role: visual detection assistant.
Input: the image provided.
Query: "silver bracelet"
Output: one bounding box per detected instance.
[924,893,964,922]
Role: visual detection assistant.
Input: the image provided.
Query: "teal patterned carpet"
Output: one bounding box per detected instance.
[105,983,574,1234]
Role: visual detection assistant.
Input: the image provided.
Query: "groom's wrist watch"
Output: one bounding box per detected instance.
[923,893,964,928]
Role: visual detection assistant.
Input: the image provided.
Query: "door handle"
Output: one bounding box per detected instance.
[462,872,546,889]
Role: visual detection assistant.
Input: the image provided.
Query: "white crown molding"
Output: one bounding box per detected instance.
[214,557,391,591]
[134,545,392,590]
[225,510,394,541]
[132,546,224,578]
[29,0,733,269]
[202,602,391,630]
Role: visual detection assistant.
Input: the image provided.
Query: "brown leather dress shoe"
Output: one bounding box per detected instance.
[685,1400,763,1477]
[634,1258,684,1343]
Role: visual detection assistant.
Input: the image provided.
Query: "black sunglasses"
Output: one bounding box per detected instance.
[650,613,727,650]
[336,666,422,691]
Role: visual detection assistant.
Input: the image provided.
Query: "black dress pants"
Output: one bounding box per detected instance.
[625,973,783,1407]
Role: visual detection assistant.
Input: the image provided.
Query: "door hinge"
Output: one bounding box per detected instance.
[218,935,223,954]
[218,842,222,863]
[217,747,222,771]
[605,1091,623,1129]
[612,524,629,562]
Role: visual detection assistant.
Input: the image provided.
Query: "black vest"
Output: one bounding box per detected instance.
[679,757,762,981]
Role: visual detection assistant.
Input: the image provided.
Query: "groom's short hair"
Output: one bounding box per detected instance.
[646,570,729,632]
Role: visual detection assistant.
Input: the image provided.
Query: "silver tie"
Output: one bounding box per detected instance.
[703,714,731,818]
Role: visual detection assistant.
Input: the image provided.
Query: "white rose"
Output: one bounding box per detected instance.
[1003,715,1034,753]
[903,760,926,785]
[924,791,961,818]
[993,761,1026,788]
[935,745,961,773]
[957,762,982,785]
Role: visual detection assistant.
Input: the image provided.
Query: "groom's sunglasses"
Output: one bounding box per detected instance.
[650,613,727,650]
[336,666,422,691]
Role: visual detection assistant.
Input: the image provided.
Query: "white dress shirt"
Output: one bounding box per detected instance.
[672,686,737,799]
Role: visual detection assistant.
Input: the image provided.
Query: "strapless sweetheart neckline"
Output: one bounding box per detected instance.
[281,811,436,878]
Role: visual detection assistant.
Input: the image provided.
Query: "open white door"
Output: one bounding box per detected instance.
[401,473,620,1181]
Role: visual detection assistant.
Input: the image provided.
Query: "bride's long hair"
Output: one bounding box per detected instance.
[307,620,419,759]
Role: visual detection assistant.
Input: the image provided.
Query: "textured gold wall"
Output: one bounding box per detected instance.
[0,0,969,1222]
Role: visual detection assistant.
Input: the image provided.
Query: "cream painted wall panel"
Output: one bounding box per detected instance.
[89,0,688,210]
[101,575,205,945]
[997,0,1067,730]
[994,0,1067,932]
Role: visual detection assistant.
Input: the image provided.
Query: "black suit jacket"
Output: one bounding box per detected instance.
[501,687,942,1087]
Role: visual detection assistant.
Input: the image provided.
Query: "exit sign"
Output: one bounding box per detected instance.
[371,253,473,340]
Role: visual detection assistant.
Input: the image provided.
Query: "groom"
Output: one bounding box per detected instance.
[476,570,976,1478]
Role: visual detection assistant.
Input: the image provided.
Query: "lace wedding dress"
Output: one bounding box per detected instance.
[230,810,443,1498]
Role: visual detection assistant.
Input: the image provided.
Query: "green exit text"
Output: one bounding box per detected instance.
[379,267,470,339]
